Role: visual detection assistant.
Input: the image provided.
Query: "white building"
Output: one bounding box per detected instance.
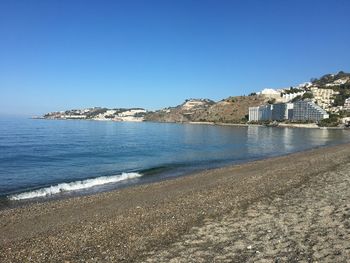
[282,91,305,102]
[249,101,329,123]
[293,100,329,122]
[118,109,146,117]
[257,88,284,103]
[249,103,293,122]
[248,105,273,122]
[310,87,339,109]
[271,103,294,120]
[344,98,350,110]
[258,88,280,96]
[248,107,260,122]
[341,117,350,124]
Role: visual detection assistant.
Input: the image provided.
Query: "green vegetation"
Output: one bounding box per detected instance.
[302,92,313,100]
[134,112,146,118]
[283,87,304,94]
[225,97,237,103]
[289,93,313,103]
[291,95,302,103]
[267,98,276,104]
[318,114,340,127]
[339,111,350,118]
[312,71,350,88]
[333,86,350,106]
[85,108,108,118]
[308,71,350,108]
[287,120,316,124]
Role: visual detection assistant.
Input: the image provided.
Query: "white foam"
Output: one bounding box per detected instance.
[8,172,142,200]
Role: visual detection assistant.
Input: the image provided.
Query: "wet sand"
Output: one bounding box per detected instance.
[1,143,350,262]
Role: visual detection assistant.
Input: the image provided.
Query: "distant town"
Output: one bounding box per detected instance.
[248,72,350,127]
[41,71,350,128]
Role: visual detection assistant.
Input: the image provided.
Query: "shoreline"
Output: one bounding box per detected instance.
[1,143,350,262]
[33,118,349,129]
[0,141,340,210]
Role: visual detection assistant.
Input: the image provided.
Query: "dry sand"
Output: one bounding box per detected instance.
[1,143,350,262]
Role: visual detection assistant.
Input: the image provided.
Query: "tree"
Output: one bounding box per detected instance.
[333,94,346,106]
[267,98,276,104]
[302,92,314,100]
[291,95,302,103]
[318,114,339,127]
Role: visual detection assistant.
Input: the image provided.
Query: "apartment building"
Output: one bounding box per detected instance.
[271,103,294,121]
[249,101,328,122]
[248,105,273,121]
[249,103,293,122]
[292,100,329,122]
[344,98,350,110]
[282,91,305,103]
[310,87,338,109]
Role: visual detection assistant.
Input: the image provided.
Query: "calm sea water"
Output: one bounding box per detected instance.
[1,118,350,203]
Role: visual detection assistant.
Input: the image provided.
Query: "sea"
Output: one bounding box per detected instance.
[1,117,350,206]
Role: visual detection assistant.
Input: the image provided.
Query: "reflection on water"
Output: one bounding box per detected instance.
[0,118,350,197]
[246,126,349,157]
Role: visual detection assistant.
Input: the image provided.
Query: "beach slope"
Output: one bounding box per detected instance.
[1,143,350,262]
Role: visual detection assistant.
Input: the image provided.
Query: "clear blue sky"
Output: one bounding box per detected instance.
[1,0,350,116]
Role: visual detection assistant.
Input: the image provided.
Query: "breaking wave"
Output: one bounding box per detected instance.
[8,172,142,200]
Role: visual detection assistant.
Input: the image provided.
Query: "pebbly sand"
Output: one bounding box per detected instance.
[1,143,350,262]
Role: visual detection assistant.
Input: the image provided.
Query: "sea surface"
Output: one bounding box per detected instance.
[1,117,350,205]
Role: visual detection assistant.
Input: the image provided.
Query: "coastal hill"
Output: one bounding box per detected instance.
[144,96,267,123]
[41,71,350,124]
[143,99,215,123]
[43,96,268,124]
[311,71,350,107]
[311,71,350,88]
[139,71,349,124]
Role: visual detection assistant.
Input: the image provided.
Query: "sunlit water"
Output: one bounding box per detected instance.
[1,117,349,204]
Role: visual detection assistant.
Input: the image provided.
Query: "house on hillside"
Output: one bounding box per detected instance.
[344,98,350,111]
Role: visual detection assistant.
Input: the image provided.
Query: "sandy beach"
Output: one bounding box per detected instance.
[1,143,350,262]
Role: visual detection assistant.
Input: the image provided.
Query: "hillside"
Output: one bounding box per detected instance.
[144,96,267,123]
[311,71,350,88]
[310,71,350,107]
[144,99,215,123]
[42,71,350,124]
